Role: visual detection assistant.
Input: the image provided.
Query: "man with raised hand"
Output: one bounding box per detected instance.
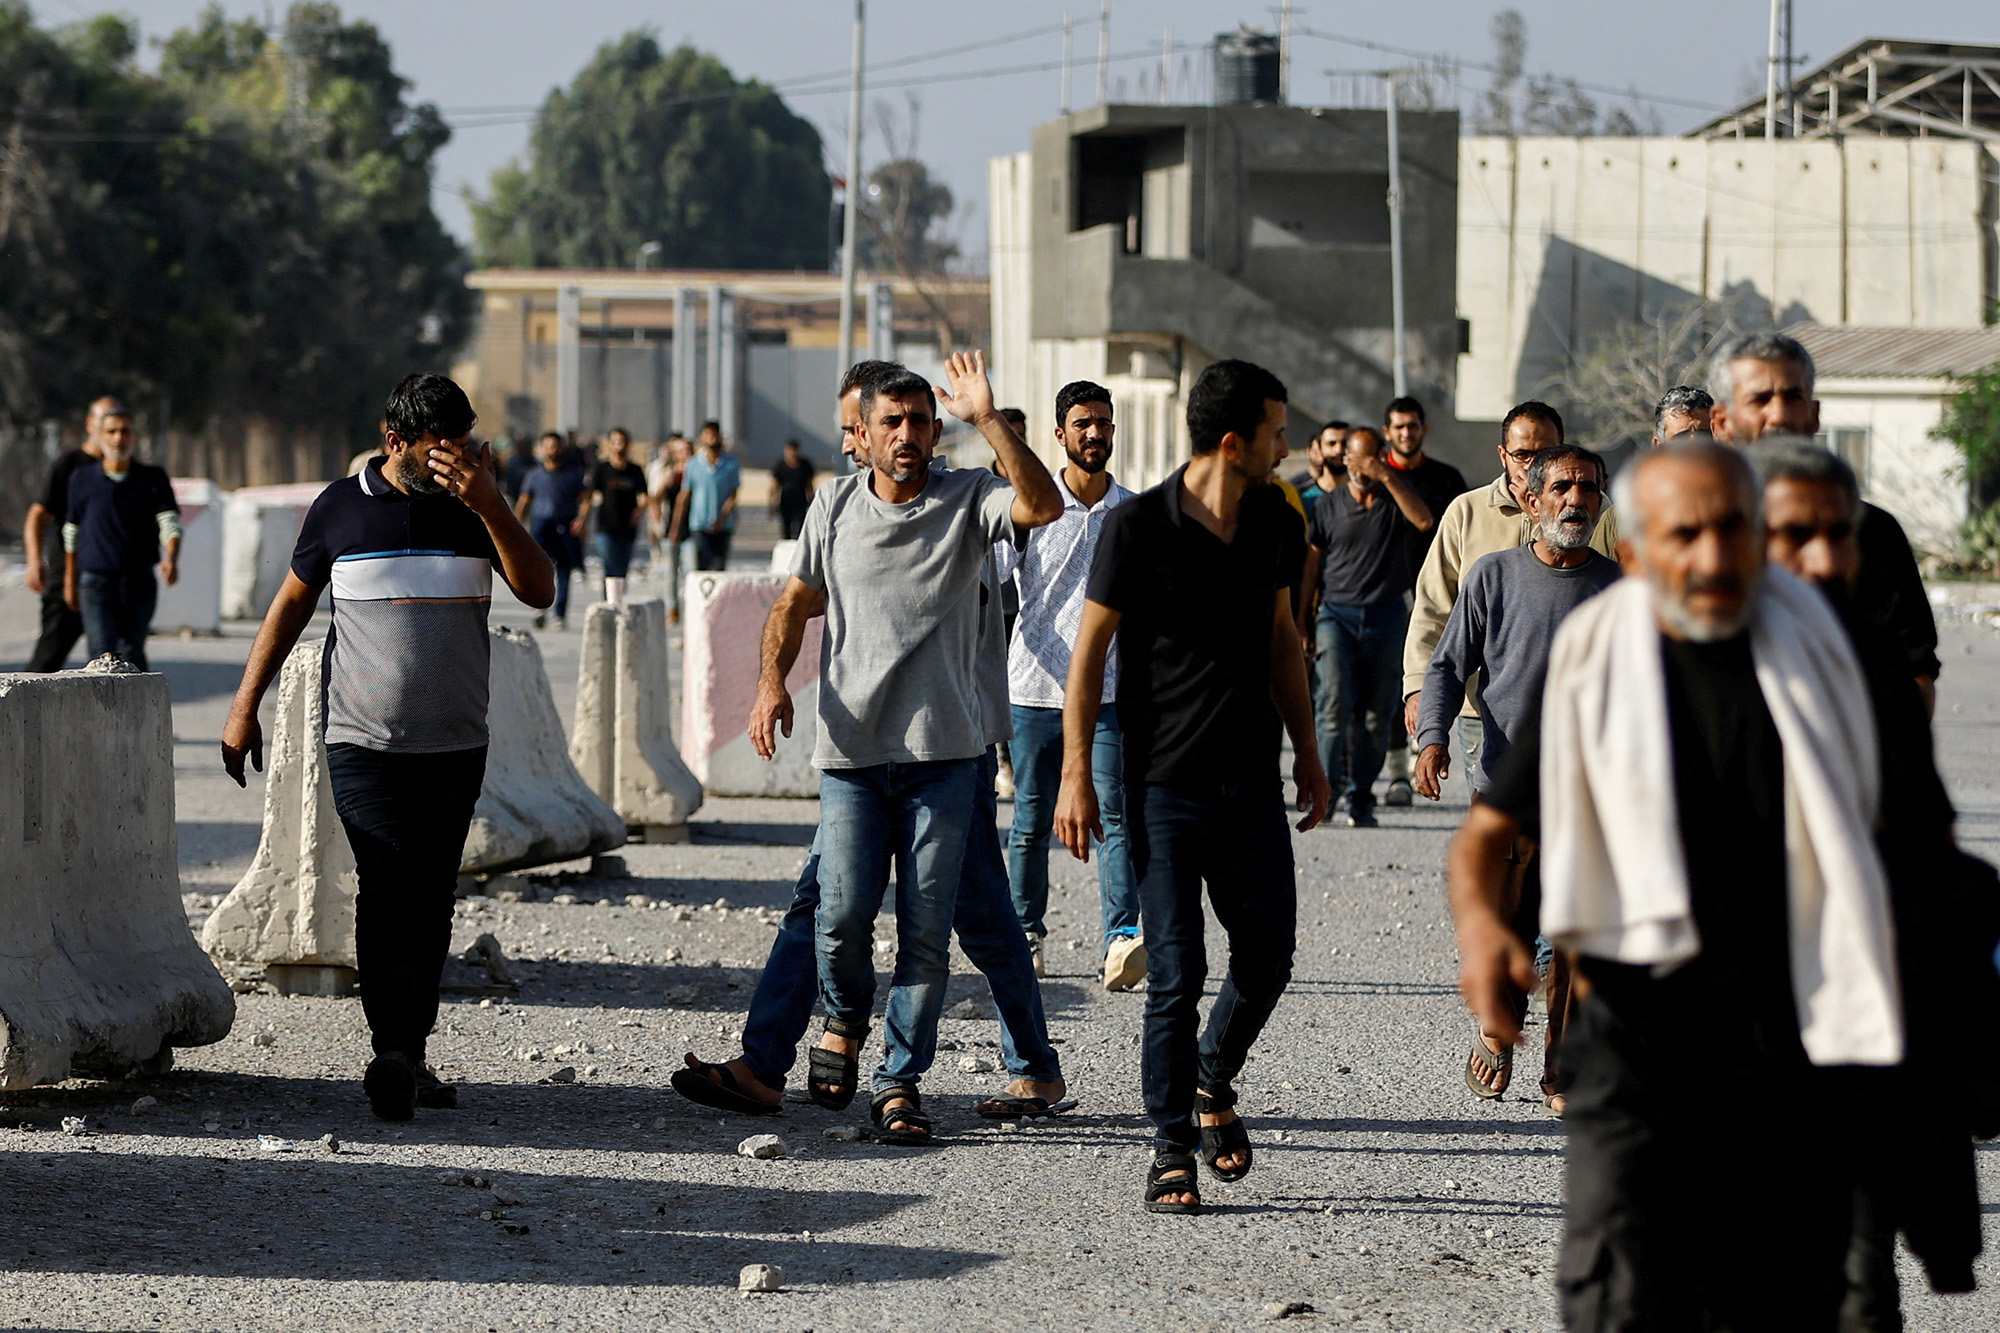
[1055,358,1330,1216]
[747,352,1061,1147]
[220,374,554,1122]
[1379,396,1465,807]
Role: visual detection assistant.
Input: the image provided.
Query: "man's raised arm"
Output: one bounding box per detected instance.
[935,351,1062,530]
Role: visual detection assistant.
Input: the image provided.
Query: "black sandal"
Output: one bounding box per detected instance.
[1196,1088,1253,1182]
[1144,1151,1203,1215]
[808,1017,867,1111]
[869,1086,936,1147]
[669,1057,781,1117]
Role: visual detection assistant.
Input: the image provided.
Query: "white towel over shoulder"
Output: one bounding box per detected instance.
[1537,567,1903,1066]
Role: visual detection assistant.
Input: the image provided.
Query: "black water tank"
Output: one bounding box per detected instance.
[1214,28,1280,105]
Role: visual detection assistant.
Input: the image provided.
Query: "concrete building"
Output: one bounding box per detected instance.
[1786,322,2000,556]
[452,270,987,465]
[990,101,1468,489]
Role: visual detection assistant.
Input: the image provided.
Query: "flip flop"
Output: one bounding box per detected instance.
[1465,1029,1513,1100]
[973,1096,1077,1121]
[669,1059,781,1117]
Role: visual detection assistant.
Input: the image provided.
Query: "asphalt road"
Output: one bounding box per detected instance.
[3,559,1999,1332]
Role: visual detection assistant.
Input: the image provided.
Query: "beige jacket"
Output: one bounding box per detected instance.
[1401,475,1621,710]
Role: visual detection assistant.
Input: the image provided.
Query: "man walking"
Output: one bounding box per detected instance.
[747,354,1061,1145]
[1380,396,1466,806]
[220,374,554,1121]
[1297,421,1347,509]
[23,396,118,671]
[1653,385,1713,445]
[1415,444,1619,1113]
[61,407,180,672]
[1055,358,1330,1214]
[514,431,585,629]
[998,379,1143,990]
[576,427,648,606]
[770,438,816,540]
[1297,426,1433,826]
[672,420,741,572]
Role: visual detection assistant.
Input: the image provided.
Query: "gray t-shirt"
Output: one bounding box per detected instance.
[793,467,1018,769]
[1416,543,1621,791]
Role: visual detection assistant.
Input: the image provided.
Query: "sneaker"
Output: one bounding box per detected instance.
[1104,936,1148,991]
[363,1051,419,1122]
[553,616,568,631]
[533,613,547,630]
[995,760,1016,800]
[1028,931,1047,979]
[414,1065,459,1110]
[1383,778,1414,807]
[1348,806,1379,828]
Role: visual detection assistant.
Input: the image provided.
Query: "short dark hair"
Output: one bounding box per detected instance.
[1526,443,1606,496]
[839,359,900,398]
[539,430,563,446]
[1384,396,1426,425]
[1500,400,1565,446]
[1746,435,1858,507]
[1187,359,1287,456]
[1320,420,1349,436]
[1055,380,1112,426]
[385,373,475,442]
[783,437,802,451]
[700,419,721,436]
[859,368,937,424]
[606,426,631,442]
[998,408,1029,432]
[1653,385,1714,433]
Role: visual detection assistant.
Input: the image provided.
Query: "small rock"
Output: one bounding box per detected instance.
[650,1116,669,1131]
[251,1032,277,1048]
[664,985,700,1006]
[1264,1301,1314,1320]
[545,1066,577,1085]
[522,1049,544,1062]
[738,1133,788,1160]
[257,1135,298,1153]
[958,1056,996,1074]
[60,1116,88,1136]
[128,1096,158,1116]
[552,893,579,906]
[591,854,628,879]
[738,1263,784,1293]
[583,1065,599,1078]
[947,999,990,1021]
[822,1126,863,1142]
[998,1120,1019,1133]
[624,894,653,909]
[319,1133,340,1153]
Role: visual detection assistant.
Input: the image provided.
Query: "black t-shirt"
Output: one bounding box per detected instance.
[37,449,96,576]
[588,461,649,540]
[1856,502,1940,682]
[773,457,816,513]
[66,462,180,574]
[1307,484,1418,606]
[1390,455,1467,561]
[1087,468,1304,788]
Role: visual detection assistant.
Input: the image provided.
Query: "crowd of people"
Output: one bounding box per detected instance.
[23,324,1983,1328]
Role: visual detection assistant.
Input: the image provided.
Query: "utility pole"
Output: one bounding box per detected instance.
[1765,0,1781,139]
[1061,14,1072,115]
[835,1,866,410]
[1279,0,1293,105]
[1097,0,1109,107]
[1783,0,1797,135]
[1384,71,1408,398]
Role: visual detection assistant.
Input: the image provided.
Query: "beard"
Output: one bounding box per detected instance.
[1648,567,1759,643]
[1066,440,1110,474]
[397,448,450,496]
[1540,505,1596,552]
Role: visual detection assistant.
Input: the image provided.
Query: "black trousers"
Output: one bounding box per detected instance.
[326,742,487,1063]
[27,583,83,672]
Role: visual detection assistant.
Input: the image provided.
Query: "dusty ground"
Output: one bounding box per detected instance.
[3,544,2000,1331]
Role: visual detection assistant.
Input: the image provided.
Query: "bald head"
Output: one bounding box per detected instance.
[1614,441,1764,642]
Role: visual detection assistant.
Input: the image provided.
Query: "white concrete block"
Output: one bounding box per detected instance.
[154,478,225,634]
[221,482,328,621]
[0,667,234,1087]
[570,600,703,830]
[204,628,625,971]
[681,572,822,798]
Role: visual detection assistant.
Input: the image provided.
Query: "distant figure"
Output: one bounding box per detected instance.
[514,430,586,630]
[62,407,179,672]
[1298,420,1348,509]
[1652,385,1713,446]
[649,434,691,621]
[500,434,534,502]
[770,438,817,541]
[673,420,741,571]
[578,427,648,606]
[22,395,119,671]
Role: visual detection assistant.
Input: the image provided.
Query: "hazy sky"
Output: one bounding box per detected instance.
[36,1,2000,254]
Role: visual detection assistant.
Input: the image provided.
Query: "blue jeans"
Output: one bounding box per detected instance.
[596,531,636,578]
[1131,779,1297,1152]
[739,751,1060,1089]
[1007,703,1139,947]
[816,756,981,1094]
[77,568,157,671]
[531,520,581,618]
[1315,601,1409,812]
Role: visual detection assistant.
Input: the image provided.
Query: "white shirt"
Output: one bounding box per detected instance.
[997,470,1135,709]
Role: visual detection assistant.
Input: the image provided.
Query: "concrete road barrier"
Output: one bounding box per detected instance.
[204,628,625,982]
[571,600,703,838]
[154,478,224,634]
[221,482,328,621]
[0,664,234,1087]
[681,571,822,798]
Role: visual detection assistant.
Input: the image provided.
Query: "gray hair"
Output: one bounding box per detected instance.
[1612,438,1761,554]
[1653,385,1714,434]
[1525,443,1606,497]
[1745,434,1858,508]
[1707,332,1816,403]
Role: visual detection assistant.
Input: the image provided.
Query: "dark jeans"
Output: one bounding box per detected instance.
[779,506,809,541]
[1315,600,1408,812]
[1130,779,1297,1151]
[77,568,157,671]
[1008,702,1138,946]
[532,520,582,618]
[326,742,487,1063]
[596,530,636,579]
[690,530,733,571]
[737,749,1060,1089]
[28,581,84,672]
[1558,987,1858,1331]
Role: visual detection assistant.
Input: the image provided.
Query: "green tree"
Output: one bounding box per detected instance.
[473,34,830,271]
[859,157,957,275]
[1936,365,2000,503]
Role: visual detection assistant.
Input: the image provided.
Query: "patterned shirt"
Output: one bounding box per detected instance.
[996,471,1135,709]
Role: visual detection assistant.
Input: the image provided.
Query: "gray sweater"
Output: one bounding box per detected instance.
[1416,544,1621,791]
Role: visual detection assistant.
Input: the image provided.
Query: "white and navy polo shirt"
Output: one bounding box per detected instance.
[291,457,502,753]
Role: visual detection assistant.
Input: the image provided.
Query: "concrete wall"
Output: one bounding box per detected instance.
[154,478,225,634]
[221,483,328,622]
[571,600,703,830]
[1455,136,1998,425]
[681,572,822,798]
[0,667,234,1086]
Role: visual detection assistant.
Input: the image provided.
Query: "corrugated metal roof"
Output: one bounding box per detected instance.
[1782,322,2000,380]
